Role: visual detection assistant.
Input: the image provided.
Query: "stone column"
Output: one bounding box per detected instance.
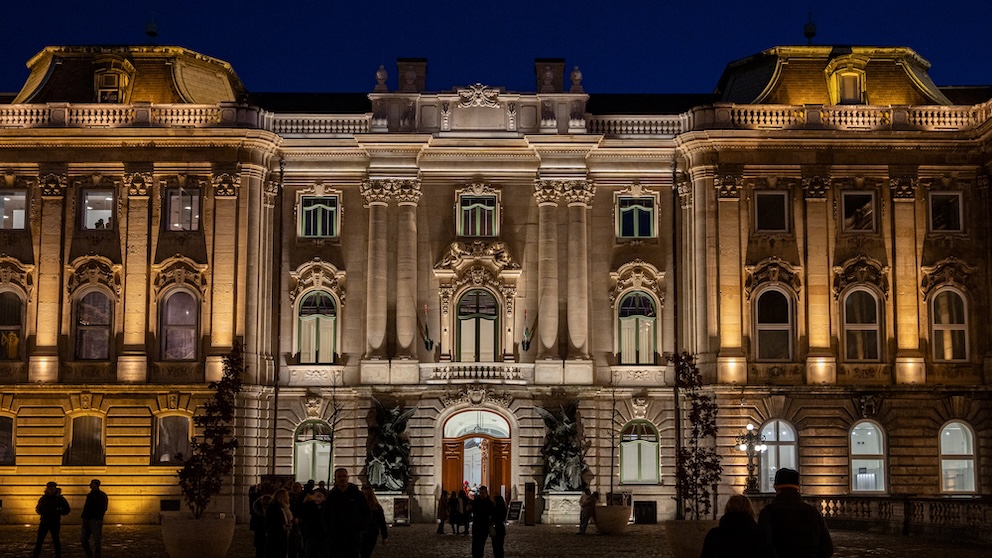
[394,180,422,358]
[243,164,273,385]
[534,180,561,359]
[29,173,66,383]
[890,177,925,384]
[563,180,594,359]
[117,172,152,383]
[803,176,836,384]
[207,172,240,382]
[361,179,391,359]
[715,175,746,383]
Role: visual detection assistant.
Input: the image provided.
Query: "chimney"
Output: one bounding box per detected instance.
[534,58,565,93]
[397,58,427,92]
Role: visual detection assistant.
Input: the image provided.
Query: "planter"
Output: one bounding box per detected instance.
[664,519,718,558]
[594,504,632,535]
[161,513,236,558]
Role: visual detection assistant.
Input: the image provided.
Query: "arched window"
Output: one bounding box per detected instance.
[620,421,659,484]
[161,290,198,361]
[154,415,191,465]
[298,291,337,364]
[295,420,333,483]
[755,289,792,361]
[850,421,885,492]
[0,415,14,465]
[618,291,657,365]
[64,415,105,466]
[932,290,968,361]
[0,291,23,361]
[457,289,498,362]
[759,419,798,493]
[940,421,976,493]
[75,290,113,360]
[843,289,881,361]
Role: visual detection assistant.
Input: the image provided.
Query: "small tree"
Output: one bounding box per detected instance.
[671,351,722,520]
[177,342,244,519]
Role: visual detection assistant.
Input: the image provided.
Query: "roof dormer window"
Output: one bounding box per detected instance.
[92,55,134,104]
[825,55,869,105]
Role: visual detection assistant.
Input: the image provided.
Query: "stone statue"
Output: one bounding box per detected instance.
[536,401,589,492]
[365,397,417,491]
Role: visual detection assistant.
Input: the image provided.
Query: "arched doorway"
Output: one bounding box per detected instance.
[442,410,511,498]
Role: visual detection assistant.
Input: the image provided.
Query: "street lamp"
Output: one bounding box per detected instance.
[736,423,767,493]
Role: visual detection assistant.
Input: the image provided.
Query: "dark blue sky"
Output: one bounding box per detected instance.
[1,1,990,95]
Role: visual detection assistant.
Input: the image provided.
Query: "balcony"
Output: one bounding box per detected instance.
[420,362,533,385]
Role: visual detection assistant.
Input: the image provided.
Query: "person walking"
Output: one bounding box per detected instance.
[299,489,330,558]
[80,479,108,558]
[359,486,388,558]
[577,488,598,534]
[701,494,775,558]
[469,485,494,558]
[490,495,508,558]
[32,481,70,558]
[758,468,833,558]
[436,490,449,534]
[323,467,370,558]
[265,489,294,558]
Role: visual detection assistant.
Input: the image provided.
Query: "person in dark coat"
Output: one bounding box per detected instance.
[251,494,274,558]
[80,479,109,558]
[458,489,472,535]
[436,490,449,534]
[265,489,294,558]
[32,481,70,558]
[359,486,388,558]
[701,494,776,558]
[448,490,461,534]
[758,468,833,558]
[490,495,508,558]
[323,468,370,558]
[469,485,495,558]
[300,489,330,558]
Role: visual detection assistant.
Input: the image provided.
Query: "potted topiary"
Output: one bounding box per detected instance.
[665,351,722,558]
[161,343,244,558]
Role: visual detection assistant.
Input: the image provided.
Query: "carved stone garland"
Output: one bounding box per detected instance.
[66,256,122,297]
[744,256,802,299]
[289,257,346,305]
[152,255,209,297]
[832,255,889,300]
[609,259,665,307]
[921,257,977,300]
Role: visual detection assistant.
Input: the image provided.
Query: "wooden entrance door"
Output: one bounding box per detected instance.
[441,436,511,496]
[442,440,463,492]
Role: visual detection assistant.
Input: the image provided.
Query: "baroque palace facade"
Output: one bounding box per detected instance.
[0,44,990,525]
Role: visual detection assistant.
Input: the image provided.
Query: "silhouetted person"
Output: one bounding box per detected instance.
[701,494,775,558]
[758,468,833,558]
[33,481,70,558]
[80,479,108,558]
[359,485,388,558]
[470,485,494,558]
[323,468,370,558]
[491,494,507,558]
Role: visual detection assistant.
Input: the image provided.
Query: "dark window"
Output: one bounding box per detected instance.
[755,192,788,232]
[155,416,190,465]
[300,196,339,238]
[842,192,875,232]
[617,197,655,238]
[0,415,13,465]
[930,193,962,232]
[64,416,105,466]
[458,196,497,237]
[0,292,23,360]
[756,290,791,360]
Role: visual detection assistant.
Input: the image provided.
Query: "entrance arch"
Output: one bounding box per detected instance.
[442,410,512,498]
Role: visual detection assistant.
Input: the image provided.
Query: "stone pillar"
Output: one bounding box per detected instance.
[29,173,66,383]
[394,180,422,358]
[534,180,561,359]
[244,165,274,385]
[118,172,152,383]
[207,172,240,382]
[563,180,594,359]
[715,175,746,383]
[362,179,391,359]
[890,177,925,384]
[803,176,836,384]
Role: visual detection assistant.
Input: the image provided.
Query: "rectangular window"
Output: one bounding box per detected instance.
[839,74,862,104]
[754,191,789,232]
[82,189,115,230]
[0,415,13,465]
[0,191,27,230]
[851,459,885,491]
[300,196,339,238]
[842,192,875,232]
[166,188,200,231]
[458,195,497,237]
[64,416,105,466]
[617,197,656,238]
[930,192,963,232]
[155,416,191,465]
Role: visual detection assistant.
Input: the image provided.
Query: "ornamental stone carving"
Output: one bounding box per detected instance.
[921,257,977,299]
[0,258,34,301]
[534,179,566,205]
[392,179,423,205]
[212,172,240,198]
[715,175,742,199]
[3,172,33,189]
[67,256,122,296]
[435,241,520,272]
[802,176,830,199]
[832,255,889,299]
[289,258,346,305]
[559,180,595,206]
[609,259,665,306]
[152,255,208,296]
[677,180,692,209]
[857,394,880,419]
[458,83,501,109]
[360,179,400,206]
[889,177,917,199]
[744,256,801,299]
[124,172,152,197]
[304,392,322,417]
[39,173,67,197]
[440,385,513,408]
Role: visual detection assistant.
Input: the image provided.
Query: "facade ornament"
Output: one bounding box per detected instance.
[464,182,497,195]
[304,392,322,418]
[532,179,567,205]
[458,83,501,109]
[212,172,240,198]
[0,257,35,302]
[80,392,92,410]
[360,178,396,206]
[3,172,33,189]
[152,255,209,296]
[889,177,917,200]
[977,174,989,200]
[677,179,693,209]
[435,241,520,273]
[569,66,584,93]
[540,100,555,124]
[441,102,451,130]
[124,172,152,197]
[264,178,280,208]
[921,257,978,299]
[715,175,742,199]
[857,394,880,419]
[506,102,516,131]
[392,179,423,205]
[631,395,648,419]
[832,255,890,299]
[374,65,388,92]
[67,256,122,296]
[744,256,802,299]
[802,176,830,199]
[289,257,346,305]
[559,180,595,206]
[39,173,67,197]
[609,259,665,306]
[167,392,179,409]
[440,385,513,408]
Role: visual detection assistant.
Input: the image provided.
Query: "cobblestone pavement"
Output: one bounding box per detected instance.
[1,522,988,558]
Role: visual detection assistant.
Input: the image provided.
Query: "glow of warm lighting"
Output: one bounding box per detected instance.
[746,423,755,431]
[807,356,835,384]
[739,443,748,451]
[717,356,747,384]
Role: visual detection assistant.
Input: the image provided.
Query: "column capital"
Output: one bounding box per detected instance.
[802,176,830,199]
[38,173,67,198]
[715,175,742,199]
[889,177,918,200]
[124,172,152,198]
[677,179,693,209]
[212,172,240,198]
[561,180,596,206]
[392,179,423,205]
[361,178,410,206]
[534,179,564,205]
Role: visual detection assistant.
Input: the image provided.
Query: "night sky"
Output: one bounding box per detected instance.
[1,1,990,96]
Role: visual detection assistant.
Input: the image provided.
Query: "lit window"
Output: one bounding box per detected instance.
[754,191,789,233]
[755,290,792,361]
[620,421,659,484]
[298,291,337,364]
[155,416,191,465]
[295,420,333,483]
[0,292,24,361]
[850,421,885,492]
[300,196,339,238]
[839,73,863,104]
[75,290,112,360]
[759,420,797,493]
[617,197,656,238]
[931,290,967,361]
[843,289,881,361]
[929,192,962,232]
[161,291,198,361]
[166,187,200,231]
[457,195,498,237]
[0,415,13,465]
[0,191,26,230]
[842,192,875,232]
[939,421,975,493]
[81,189,115,230]
[618,291,656,364]
[64,415,105,466]
[457,289,498,362]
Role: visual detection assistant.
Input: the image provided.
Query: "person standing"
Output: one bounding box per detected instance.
[359,486,388,558]
[436,490,449,534]
[265,489,294,558]
[577,488,598,534]
[458,489,472,535]
[80,479,108,558]
[323,467,370,558]
[490,495,507,558]
[299,489,330,558]
[701,494,775,558]
[469,485,494,558]
[758,468,833,558]
[32,481,70,558]
[448,490,461,534]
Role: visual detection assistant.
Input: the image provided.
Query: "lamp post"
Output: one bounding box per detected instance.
[736,423,767,493]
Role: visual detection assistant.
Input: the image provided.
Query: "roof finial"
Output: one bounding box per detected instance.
[146,13,159,42]
[803,11,817,45]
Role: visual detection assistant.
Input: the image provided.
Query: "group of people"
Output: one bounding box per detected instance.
[435,482,508,558]
[32,478,108,558]
[701,468,834,558]
[249,468,388,558]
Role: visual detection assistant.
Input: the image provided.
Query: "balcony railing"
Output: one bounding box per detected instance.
[586,115,682,137]
[420,362,533,385]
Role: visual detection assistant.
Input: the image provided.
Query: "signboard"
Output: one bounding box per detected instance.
[506,500,523,521]
[393,497,410,525]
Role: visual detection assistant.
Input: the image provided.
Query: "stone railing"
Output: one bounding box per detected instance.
[420,362,533,385]
[270,114,372,135]
[586,115,682,137]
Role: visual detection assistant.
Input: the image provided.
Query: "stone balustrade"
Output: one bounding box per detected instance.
[586,115,682,137]
[420,362,533,384]
[270,114,372,135]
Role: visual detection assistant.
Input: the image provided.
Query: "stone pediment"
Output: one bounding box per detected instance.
[434,241,520,274]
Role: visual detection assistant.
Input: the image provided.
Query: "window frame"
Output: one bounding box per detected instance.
[616,290,658,365]
[931,288,969,362]
[73,287,114,361]
[63,414,106,467]
[456,192,500,238]
[0,290,24,361]
[160,289,199,362]
[80,188,116,231]
[615,195,657,239]
[153,414,192,466]
[619,420,660,485]
[759,419,798,493]
[456,288,500,362]
[939,420,977,494]
[299,194,340,239]
[164,186,201,232]
[0,414,14,466]
[754,287,794,362]
[296,290,339,365]
[928,191,964,233]
[754,190,790,233]
[294,419,334,484]
[850,420,887,493]
[841,191,876,233]
[0,190,27,230]
[842,287,883,362]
